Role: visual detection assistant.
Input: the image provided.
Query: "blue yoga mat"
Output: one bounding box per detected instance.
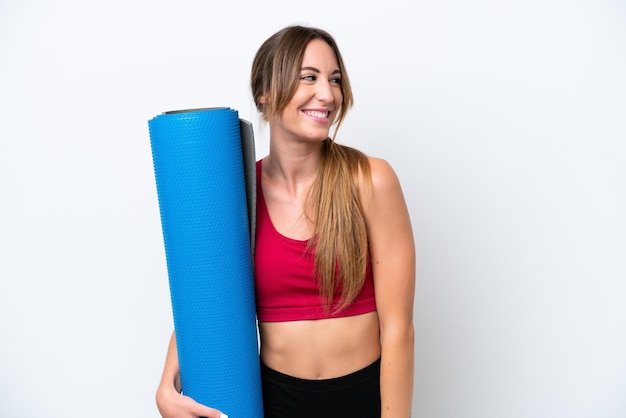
[148,107,263,418]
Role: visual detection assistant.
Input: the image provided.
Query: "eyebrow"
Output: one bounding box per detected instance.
[300,66,341,75]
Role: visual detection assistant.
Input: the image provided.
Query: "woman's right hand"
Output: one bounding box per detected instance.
[156,332,227,418]
[156,381,226,418]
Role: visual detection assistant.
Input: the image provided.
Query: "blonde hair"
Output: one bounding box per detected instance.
[251,26,371,312]
[312,139,371,312]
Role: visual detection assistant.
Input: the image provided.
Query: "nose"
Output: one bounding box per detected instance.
[315,79,334,103]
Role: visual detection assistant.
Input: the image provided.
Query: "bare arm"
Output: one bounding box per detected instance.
[156,331,226,418]
[364,158,415,417]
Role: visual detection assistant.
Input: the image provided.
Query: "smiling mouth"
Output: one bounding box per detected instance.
[303,110,330,118]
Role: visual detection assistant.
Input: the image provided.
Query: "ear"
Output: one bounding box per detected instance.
[258,93,269,104]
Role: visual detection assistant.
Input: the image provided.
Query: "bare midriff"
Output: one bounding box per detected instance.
[258,311,381,379]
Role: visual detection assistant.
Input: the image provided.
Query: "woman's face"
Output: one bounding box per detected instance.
[271,39,343,144]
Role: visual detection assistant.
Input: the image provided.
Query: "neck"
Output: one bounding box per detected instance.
[264,140,323,198]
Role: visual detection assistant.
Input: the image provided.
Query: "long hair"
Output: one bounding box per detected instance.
[251,26,371,312]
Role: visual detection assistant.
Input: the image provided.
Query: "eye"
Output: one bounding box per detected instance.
[300,74,317,82]
[330,76,342,85]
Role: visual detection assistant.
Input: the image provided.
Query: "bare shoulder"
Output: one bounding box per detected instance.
[357,156,405,209]
[366,156,400,187]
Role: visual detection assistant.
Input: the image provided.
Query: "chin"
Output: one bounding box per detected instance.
[304,129,331,142]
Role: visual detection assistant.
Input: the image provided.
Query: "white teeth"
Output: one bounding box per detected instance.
[304,110,329,118]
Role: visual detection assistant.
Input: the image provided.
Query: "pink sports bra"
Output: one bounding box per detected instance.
[254,159,377,322]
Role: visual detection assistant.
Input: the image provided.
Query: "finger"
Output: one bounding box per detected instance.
[190,402,227,418]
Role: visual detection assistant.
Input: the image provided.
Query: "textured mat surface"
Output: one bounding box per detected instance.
[148,107,263,417]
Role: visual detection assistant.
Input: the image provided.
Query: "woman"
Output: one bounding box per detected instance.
[156,25,415,418]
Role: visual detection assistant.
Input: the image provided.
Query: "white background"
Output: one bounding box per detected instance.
[1,1,625,417]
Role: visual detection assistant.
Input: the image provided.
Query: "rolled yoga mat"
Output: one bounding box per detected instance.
[148,107,263,418]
